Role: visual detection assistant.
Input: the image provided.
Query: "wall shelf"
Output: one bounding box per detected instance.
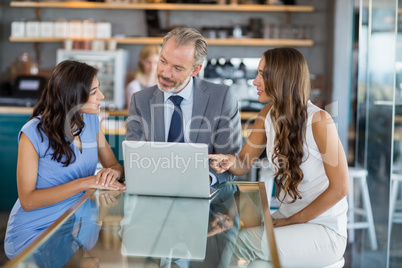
[9,37,66,43]
[10,1,314,12]
[9,36,314,46]
[10,1,315,48]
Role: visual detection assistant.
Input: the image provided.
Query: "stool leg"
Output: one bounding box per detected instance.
[389,178,400,235]
[347,177,355,243]
[360,177,378,250]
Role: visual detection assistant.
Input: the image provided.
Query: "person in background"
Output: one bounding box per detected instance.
[4,60,125,259]
[209,47,349,267]
[125,26,242,185]
[126,44,161,108]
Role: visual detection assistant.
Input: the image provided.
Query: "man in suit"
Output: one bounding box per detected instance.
[125,26,242,185]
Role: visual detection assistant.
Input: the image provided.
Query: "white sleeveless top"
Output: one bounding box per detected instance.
[265,101,348,237]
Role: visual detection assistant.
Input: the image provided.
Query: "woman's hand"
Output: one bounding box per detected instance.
[88,176,126,191]
[95,168,121,187]
[209,154,236,174]
[95,189,123,226]
[97,190,120,208]
[272,217,295,228]
[207,212,234,237]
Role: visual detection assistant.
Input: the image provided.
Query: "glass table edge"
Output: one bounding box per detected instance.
[5,181,281,268]
[3,188,96,268]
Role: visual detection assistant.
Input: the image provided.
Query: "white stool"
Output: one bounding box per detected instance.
[390,174,402,228]
[347,167,378,250]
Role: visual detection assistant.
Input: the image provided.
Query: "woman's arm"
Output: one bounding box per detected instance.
[17,133,120,212]
[273,110,349,227]
[95,129,125,188]
[209,103,272,176]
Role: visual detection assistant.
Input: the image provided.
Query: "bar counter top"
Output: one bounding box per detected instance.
[0,106,259,120]
[0,106,131,116]
[0,106,34,115]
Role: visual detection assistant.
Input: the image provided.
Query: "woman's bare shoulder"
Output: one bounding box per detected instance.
[258,103,273,118]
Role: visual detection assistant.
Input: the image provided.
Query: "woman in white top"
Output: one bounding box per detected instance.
[126,45,161,108]
[209,47,349,267]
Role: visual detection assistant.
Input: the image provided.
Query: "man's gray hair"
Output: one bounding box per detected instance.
[162,27,208,66]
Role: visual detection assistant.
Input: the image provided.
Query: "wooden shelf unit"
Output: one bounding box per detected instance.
[10,1,315,47]
[9,36,314,46]
[10,1,314,12]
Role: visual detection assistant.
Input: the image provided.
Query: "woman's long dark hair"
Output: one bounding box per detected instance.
[31,60,98,166]
[263,48,311,203]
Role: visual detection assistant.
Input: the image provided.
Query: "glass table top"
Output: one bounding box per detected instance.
[4,182,279,268]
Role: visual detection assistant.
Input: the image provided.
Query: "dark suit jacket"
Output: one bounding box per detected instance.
[125,77,242,184]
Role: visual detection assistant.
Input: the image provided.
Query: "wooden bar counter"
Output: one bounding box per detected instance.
[0,107,258,119]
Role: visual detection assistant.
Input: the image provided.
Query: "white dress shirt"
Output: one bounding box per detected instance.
[162,77,217,185]
[163,78,193,143]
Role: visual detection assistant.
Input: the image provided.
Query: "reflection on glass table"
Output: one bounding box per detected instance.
[4,182,280,268]
[120,195,210,260]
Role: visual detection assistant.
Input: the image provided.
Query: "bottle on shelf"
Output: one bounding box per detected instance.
[233,60,246,79]
[223,59,235,79]
[232,25,242,38]
[204,59,219,79]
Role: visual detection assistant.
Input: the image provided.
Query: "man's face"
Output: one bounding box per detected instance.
[157,38,201,93]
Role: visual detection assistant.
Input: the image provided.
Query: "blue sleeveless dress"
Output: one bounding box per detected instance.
[4,113,99,259]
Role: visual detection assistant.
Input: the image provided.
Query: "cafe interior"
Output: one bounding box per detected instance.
[1,0,402,267]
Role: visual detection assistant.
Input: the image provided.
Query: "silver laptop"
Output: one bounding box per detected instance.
[120,195,209,259]
[122,140,218,198]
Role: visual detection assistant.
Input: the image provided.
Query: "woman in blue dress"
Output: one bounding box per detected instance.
[5,60,126,259]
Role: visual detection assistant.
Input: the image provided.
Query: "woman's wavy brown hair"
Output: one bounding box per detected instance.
[263,48,311,203]
[31,60,98,166]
